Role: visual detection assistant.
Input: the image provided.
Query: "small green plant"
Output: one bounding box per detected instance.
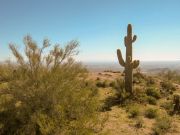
[114,79,130,104]
[134,117,144,128]
[147,96,157,105]
[160,100,173,113]
[133,76,141,84]
[133,87,148,103]
[153,115,172,135]
[128,105,140,118]
[109,81,116,88]
[146,87,160,99]
[137,94,148,103]
[146,77,155,86]
[96,80,107,88]
[133,69,145,84]
[145,108,158,119]
[161,81,176,96]
[162,81,176,91]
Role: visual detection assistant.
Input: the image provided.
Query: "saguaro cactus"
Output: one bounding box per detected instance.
[117,24,139,94]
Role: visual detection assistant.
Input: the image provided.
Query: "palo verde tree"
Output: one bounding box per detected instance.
[0,35,101,135]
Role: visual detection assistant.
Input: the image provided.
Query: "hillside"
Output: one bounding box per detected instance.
[87,70,180,135]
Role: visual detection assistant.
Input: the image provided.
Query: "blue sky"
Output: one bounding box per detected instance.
[0,0,180,62]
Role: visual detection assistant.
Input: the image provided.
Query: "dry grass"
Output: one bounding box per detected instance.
[89,70,180,135]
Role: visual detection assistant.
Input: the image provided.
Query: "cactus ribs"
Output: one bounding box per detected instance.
[117,24,139,94]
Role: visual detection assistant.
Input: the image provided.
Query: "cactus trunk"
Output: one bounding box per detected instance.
[117,24,139,94]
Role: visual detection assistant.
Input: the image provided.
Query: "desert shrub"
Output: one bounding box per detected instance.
[133,68,145,84]
[102,79,127,110]
[146,77,155,86]
[134,117,144,128]
[0,36,101,135]
[0,62,15,83]
[96,80,107,88]
[109,81,116,88]
[134,68,144,78]
[112,71,121,73]
[127,104,140,118]
[153,115,172,135]
[145,108,158,119]
[146,87,160,99]
[103,70,112,72]
[133,87,148,103]
[161,81,176,95]
[114,79,130,104]
[147,96,157,105]
[104,70,121,74]
[137,94,148,104]
[159,70,180,84]
[104,73,112,77]
[133,76,141,84]
[160,70,177,81]
[101,79,130,109]
[160,100,173,113]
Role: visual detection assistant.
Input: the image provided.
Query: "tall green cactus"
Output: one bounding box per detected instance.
[117,24,139,94]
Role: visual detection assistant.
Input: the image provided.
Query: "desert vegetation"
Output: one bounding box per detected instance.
[0,25,180,135]
[89,68,180,135]
[0,36,104,135]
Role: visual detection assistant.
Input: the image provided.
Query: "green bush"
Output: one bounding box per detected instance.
[96,77,100,81]
[109,81,116,88]
[133,68,144,80]
[161,81,176,95]
[145,108,158,119]
[160,101,173,112]
[0,36,102,135]
[133,76,141,84]
[147,96,157,105]
[114,79,130,103]
[153,115,172,135]
[0,62,15,83]
[133,87,148,103]
[96,80,107,88]
[160,70,177,81]
[137,94,148,103]
[127,105,140,118]
[146,77,155,86]
[146,87,160,99]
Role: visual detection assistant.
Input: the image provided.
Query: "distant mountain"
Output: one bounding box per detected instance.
[83,61,180,73]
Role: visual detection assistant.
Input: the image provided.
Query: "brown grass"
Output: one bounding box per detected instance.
[88,71,180,135]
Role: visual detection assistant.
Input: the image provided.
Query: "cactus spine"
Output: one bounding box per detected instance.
[117,24,139,94]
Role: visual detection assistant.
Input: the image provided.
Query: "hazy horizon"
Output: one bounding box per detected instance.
[82,60,180,72]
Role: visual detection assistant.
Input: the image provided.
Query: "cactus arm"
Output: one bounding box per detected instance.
[132,60,139,69]
[117,49,125,67]
[132,35,137,42]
